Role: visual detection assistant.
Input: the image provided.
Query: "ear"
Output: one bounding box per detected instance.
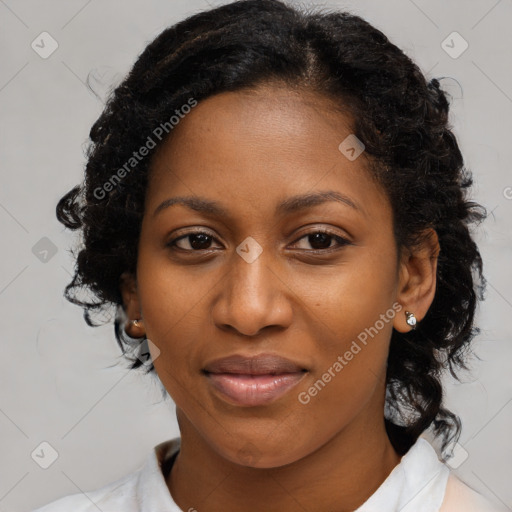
[393,228,440,333]
[119,271,145,337]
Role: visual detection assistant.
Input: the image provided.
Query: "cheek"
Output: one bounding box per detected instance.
[136,243,209,334]
[296,261,395,406]
[289,310,394,462]
[292,243,398,416]
[298,241,398,339]
[135,250,208,388]
[297,330,391,411]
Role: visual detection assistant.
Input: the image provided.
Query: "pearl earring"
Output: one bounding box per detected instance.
[131,319,142,327]
[405,311,417,329]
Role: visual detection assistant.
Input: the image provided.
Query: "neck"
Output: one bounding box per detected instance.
[167,409,402,512]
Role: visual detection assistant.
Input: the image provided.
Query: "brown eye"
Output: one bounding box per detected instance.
[168,232,220,251]
[305,232,333,250]
[176,233,212,250]
[293,230,352,252]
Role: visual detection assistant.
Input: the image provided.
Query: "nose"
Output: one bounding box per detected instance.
[211,246,293,338]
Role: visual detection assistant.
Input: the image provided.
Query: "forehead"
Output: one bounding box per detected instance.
[146,85,390,223]
[153,85,355,165]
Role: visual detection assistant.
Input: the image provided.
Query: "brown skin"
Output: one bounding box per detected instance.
[120,84,439,512]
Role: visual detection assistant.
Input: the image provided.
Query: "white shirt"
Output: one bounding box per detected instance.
[32,436,504,511]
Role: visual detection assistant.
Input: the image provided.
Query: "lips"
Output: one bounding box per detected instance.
[203,354,308,407]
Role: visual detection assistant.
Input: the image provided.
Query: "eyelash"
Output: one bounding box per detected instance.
[166,228,352,254]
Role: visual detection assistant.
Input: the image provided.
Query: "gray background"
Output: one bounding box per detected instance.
[0,0,511,510]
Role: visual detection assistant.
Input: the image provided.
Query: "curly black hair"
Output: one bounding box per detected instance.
[56,0,487,458]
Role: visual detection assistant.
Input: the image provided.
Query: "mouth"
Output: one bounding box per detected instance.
[202,353,308,407]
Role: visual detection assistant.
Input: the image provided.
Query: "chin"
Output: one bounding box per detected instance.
[216,434,310,469]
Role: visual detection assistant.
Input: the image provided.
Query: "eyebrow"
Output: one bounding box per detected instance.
[153,190,362,219]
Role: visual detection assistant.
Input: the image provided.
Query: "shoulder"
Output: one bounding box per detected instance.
[30,469,140,512]
[439,473,506,512]
[31,437,182,512]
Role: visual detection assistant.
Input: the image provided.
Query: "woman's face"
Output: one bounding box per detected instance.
[123,85,415,468]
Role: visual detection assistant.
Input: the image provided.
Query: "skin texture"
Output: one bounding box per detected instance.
[120,85,440,512]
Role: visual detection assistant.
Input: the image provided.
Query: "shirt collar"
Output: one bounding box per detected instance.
[137,436,448,512]
[354,437,449,512]
[136,437,182,511]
